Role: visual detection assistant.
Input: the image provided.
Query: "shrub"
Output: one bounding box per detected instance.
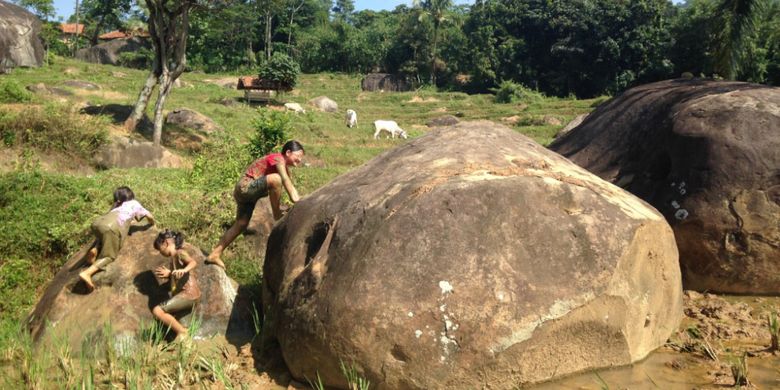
[117,47,154,69]
[259,52,301,88]
[247,110,290,159]
[0,80,32,103]
[189,132,251,191]
[492,80,544,104]
[0,104,109,159]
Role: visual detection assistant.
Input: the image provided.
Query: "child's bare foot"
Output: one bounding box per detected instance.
[173,330,191,345]
[79,271,95,291]
[86,248,98,264]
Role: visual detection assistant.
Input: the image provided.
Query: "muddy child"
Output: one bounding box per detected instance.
[207,140,305,268]
[80,186,155,291]
[152,230,201,341]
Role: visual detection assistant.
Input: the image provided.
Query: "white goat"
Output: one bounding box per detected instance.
[345,109,357,128]
[284,102,306,114]
[373,120,408,139]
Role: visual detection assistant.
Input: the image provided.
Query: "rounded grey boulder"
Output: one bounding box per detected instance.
[263,121,682,389]
[550,80,780,294]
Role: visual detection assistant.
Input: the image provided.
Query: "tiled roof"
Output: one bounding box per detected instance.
[98,30,129,40]
[59,23,84,34]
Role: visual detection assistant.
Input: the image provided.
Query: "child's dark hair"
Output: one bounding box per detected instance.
[281,140,304,154]
[154,230,185,250]
[112,186,135,208]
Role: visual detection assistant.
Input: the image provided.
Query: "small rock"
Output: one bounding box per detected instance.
[308,96,338,113]
[542,115,562,126]
[62,80,101,90]
[427,115,460,127]
[165,108,222,134]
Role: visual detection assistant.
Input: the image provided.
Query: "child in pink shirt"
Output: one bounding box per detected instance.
[79,186,155,291]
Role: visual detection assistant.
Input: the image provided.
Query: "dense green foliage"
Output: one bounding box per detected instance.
[259,52,301,87]
[17,0,779,97]
[0,81,32,103]
[248,110,292,158]
[178,0,780,97]
[0,105,109,159]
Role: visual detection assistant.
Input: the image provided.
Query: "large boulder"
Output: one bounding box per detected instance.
[27,228,252,351]
[94,136,189,169]
[165,108,222,135]
[263,121,683,389]
[75,37,150,67]
[308,96,338,113]
[549,79,780,294]
[361,73,412,92]
[0,1,44,70]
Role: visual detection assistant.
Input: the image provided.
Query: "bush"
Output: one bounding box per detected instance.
[259,52,301,88]
[0,104,109,159]
[0,80,32,103]
[190,132,252,191]
[117,47,154,69]
[492,80,544,104]
[247,110,290,159]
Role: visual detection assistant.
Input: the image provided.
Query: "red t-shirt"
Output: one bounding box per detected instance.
[244,152,287,179]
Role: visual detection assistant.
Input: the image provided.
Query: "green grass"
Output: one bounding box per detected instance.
[0,56,601,387]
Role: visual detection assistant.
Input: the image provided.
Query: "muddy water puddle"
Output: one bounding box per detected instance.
[534,294,780,389]
[533,350,779,389]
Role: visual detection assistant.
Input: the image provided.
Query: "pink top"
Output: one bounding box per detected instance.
[110,200,151,227]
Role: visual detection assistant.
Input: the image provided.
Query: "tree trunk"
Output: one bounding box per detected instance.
[265,11,272,60]
[91,16,105,46]
[127,0,192,144]
[124,70,158,131]
[152,71,173,145]
[287,0,304,55]
[430,22,439,86]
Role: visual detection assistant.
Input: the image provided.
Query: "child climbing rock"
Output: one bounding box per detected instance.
[207,140,305,268]
[79,186,155,291]
[152,229,201,341]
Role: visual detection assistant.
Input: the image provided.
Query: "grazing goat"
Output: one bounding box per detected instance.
[345,109,357,128]
[373,120,407,139]
[284,102,306,114]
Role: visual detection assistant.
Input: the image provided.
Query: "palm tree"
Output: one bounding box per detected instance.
[715,0,767,79]
[416,0,452,86]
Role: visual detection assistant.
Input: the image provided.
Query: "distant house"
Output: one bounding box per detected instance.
[98,30,129,40]
[99,29,150,41]
[58,23,84,43]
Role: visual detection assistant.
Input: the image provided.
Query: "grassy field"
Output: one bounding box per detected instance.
[0,56,599,388]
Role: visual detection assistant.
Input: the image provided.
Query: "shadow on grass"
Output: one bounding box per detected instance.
[80,104,153,132]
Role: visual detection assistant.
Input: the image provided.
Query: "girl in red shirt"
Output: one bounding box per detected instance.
[207,140,304,268]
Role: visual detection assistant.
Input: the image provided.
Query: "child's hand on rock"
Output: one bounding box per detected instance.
[155,266,171,279]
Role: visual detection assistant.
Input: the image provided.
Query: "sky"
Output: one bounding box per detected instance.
[51,0,475,21]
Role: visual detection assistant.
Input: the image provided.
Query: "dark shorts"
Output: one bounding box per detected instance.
[233,176,269,220]
[159,294,197,314]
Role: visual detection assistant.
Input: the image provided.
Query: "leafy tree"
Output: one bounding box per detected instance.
[715,0,767,79]
[126,0,213,145]
[417,0,453,86]
[78,0,133,45]
[188,1,259,71]
[332,0,354,22]
[14,0,55,19]
[259,52,301,87]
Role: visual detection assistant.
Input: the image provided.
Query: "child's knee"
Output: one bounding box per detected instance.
[266,173,282,188]
[237,218,250,230]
